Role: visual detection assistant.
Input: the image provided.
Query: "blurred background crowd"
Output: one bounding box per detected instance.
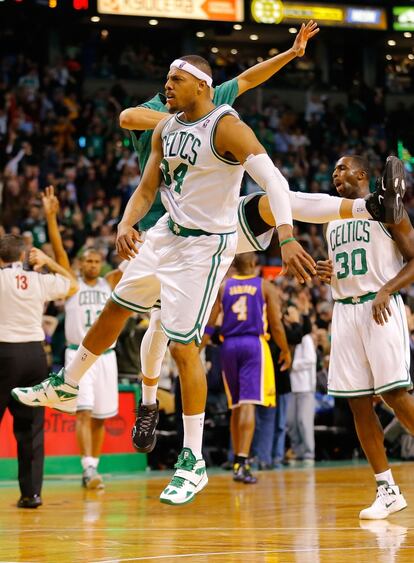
[2,5,414,470]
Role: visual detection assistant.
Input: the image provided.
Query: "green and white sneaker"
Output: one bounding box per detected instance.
[11,369,78,413]
[160,447,208,505]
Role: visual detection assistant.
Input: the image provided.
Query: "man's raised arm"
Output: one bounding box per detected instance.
[236,20,319,95]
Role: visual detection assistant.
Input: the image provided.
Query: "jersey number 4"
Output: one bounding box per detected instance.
[161,159,188,195]
[15,274,28,290]
[232,295,248,321]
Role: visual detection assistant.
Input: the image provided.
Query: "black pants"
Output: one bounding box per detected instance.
[0,342,47,497]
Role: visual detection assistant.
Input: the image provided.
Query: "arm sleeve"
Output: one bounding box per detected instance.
[39,273,71,301]
[243,153,293,228]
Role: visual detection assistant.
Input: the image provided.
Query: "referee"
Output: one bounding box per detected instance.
[0,234,78,508]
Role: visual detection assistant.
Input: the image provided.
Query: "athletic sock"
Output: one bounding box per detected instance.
[90,457,99,469]
[65,344,99,386]
[375,469,395,486]
[81,456,94,470]
[182,413,205,460]
[289,192,342,223]
[352,198,372,219]
[142,382,158,405]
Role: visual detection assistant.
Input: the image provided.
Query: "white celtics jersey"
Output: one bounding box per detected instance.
[160,104,244,233]
[65,277,112,346]
[327,219,403,300]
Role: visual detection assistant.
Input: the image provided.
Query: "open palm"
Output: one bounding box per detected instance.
[292,20,320,57]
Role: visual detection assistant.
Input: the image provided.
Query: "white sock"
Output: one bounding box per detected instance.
[375,468,395,486]
[81,456,94,470]
[65,344,99,386]
[183,413,205,459]
[142,382,158,405]
[352,198,372,219]
[290,192,342,223]
[91,457,99,469]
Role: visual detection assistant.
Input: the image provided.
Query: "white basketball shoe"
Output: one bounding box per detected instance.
[359,482,407,520]
[160,447,208,505]
[12,369,78,413]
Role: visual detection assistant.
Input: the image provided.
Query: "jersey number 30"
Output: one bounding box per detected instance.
[336,248,368,279]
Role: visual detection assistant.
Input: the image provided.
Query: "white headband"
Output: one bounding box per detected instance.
[170,59,213,87]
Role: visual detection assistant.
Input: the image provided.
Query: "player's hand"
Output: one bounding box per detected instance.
[41,185,59,216]
[279,347,292,371]
[116,222,142,260]
[316,260,333,284]
[372,289,392,325]
[280,240,316,284]
[291,21,320,58]
[29,248,50,271]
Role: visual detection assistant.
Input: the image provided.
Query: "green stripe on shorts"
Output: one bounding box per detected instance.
[162,234,229,345]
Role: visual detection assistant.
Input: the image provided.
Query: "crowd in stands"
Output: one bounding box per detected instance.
[1,46,414,468]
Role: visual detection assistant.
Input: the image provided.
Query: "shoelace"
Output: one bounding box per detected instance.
[32,373,62,392]
[135,406,157,434]
[170,454,196,489]
[376,484,396,504]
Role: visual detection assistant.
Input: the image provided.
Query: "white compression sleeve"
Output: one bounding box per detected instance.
[140,309,169,379]
[244,153,293,228]
[290,192,342,223]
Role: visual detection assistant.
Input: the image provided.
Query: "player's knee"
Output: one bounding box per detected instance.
[76,410,91,423]
[382,388,408,410]
[169,341,196,365]
[103,299,134,321]
[348,396,373,418]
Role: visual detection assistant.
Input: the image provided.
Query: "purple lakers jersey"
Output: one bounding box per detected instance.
[221,275,267,338]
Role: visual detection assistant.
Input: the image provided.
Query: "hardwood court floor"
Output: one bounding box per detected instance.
[1,462,414,563]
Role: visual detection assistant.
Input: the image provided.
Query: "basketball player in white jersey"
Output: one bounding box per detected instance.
[316,154,414,520]
[41,187,122,489]
[14,54,321,505]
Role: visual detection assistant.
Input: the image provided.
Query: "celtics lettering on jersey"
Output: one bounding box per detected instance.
[160,104,244,234]
[327,219,403,301]
[65,278,112,345]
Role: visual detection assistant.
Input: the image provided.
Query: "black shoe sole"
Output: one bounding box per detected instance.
[382,156,406,224]
[132,433,157,454]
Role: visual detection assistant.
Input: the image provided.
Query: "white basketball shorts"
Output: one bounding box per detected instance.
[328,294,411,397]
[112,215,237,345]
[236,193,274,254]
[65,347,119,418]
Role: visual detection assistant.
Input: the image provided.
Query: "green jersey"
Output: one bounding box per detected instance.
[130,78,239,231]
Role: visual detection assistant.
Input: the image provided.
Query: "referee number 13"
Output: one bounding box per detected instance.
[15,274,28,290]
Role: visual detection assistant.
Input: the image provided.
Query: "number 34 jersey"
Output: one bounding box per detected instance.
[220,275,267,338]
[64,277,112,346]
[326,219,403,300]
[160,104,244,234]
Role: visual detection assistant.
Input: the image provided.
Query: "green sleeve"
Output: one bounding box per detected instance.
[212,78,239,107]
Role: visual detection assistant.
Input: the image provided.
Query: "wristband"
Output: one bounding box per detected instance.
[204,325,215,336]
[279,237,296,248]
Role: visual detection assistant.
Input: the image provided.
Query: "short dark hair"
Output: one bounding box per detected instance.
[0,234,26,262]
[180,55,212,79]
[348,155,371,177]
[233,252,256,272]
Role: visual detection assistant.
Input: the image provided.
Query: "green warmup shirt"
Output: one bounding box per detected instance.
[130,78,239,231]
